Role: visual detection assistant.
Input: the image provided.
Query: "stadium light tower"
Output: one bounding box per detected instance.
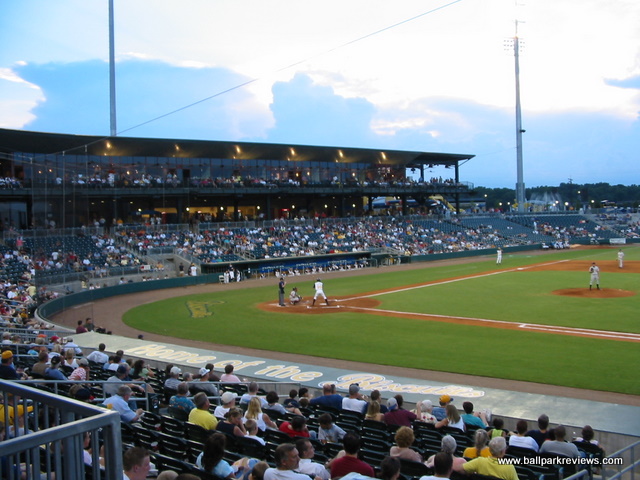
[108,0,117,136]
[511,15,526,212]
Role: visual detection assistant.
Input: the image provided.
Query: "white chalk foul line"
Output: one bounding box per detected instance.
[350,259,570,300]
[344,306,639,342]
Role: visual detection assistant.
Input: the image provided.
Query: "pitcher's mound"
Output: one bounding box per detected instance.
[552,288,636,298]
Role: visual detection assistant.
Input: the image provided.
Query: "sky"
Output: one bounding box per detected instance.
[0,0,639,188]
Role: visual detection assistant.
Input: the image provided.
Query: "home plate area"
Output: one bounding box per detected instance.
[259,296,381,314]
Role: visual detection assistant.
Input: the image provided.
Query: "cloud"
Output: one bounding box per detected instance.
[14,58,272,139]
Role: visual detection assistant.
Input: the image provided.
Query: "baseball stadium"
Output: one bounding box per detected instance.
[0,126,638,480]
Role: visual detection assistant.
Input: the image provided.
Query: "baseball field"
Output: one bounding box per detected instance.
[123,245,640,396]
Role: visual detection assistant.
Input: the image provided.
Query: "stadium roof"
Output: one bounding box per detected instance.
[0,128,474,168]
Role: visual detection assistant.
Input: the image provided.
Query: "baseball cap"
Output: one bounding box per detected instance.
[170,366,182,375]
[77,358,89,367]
[199,367,210,376]
[439,394,453,404]
[116,364,128,375]
[1,350,13,360]
[387,397,398,411]
[50,336,60,342]
[348,384,360,395]
[221,391,238,404]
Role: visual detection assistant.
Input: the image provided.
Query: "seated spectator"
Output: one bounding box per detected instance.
[188,392,218,431]
[435,404,466,432]
[215,391,238,418]
[526,414,551,448]
[264,443,320,480]
[131,359,155,382]
[380,456,401,480]
[44,355,67,380]
[164,366,182,391]
[63,337,83,356]
[296,438,330,480]
[220,364,241,383]
[29,350,50,378]
[244,397,276,432]
[104,364,146,398]
[508,420,539,452]
[390,426,423,462]
[283,389,301,413]
[384,395,417,427]
[62,348,79,370]
[265,391,287,416]
[309,383,342,411]
[370,390,388,413]
[122,446,152,480]
[365,400,384,422]
[318,413,346,444]
[217,408,246,437]
[432,395,452,421]
[327,432,374,479]
[458,437,517,480]
[104,385,144,423]
[463,429,491,459]
[170,382,196,414]
[279,415,311,439]
[422,452,453,480]
[341,384,367,414]
[426,435,466,470]
[488,418,507,439]
[574,425,604,452]
[414,399,437,424]
[191,367,219,396]
[461,401,488,429]
[0,350,20,380]
[68,357,90,381]
[240,382,267,408]
[244,419,266,445]
[196,433,244,479]
[539,425,581,458]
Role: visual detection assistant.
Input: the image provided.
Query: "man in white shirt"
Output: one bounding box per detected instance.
[342,384,368,414]
[295,438,330,480]
[264,444,321,480]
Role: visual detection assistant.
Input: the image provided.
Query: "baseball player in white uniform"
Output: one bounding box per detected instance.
[589,262,600,290]
[312,278,329,306]
[496,248,503,264]
[617,249,625,269]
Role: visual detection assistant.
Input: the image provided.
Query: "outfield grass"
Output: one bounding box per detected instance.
[123,246,640,395]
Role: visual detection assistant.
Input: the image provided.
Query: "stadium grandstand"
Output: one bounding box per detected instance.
[0,127,639,479]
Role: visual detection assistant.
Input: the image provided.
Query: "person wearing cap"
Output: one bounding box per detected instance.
[415,399,437,424]
[169,382,196,413]
[341,384,368,414]
[458,437,516,480]
[63,337,83,356]
[433,394,453,421]
[44,355,67,380]
[0,350,20,380]
[104,385,144,424]
[278,277,287,307]
[104,363,146,400]
[189,392,219,431]
[312,278,329,306]
[191,367,219,397]
[215,391,238,418]
[69,357,90,381]
[383,395,417,427]
[164,366,183,391]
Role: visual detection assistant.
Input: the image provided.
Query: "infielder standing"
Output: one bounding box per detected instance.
[312,278,329,306]
[589,262,600,290]
[617,249,625,269]
[496,248,503,264]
